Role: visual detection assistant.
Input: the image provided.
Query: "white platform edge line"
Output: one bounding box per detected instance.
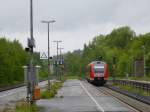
[79,81,105,112]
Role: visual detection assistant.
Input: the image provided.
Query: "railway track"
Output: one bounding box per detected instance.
[0,79,47,92]
[85,81,150,112]
[0,83,25,92]
[96,86,140,112]
[107,79,150,105]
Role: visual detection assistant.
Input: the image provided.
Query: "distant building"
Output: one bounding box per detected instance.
[134,59,144,77]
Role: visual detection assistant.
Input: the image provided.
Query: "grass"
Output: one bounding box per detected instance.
[113,83,150,96]
[65,75,80,79]
[14,81,63,111]
[15,101,39,112]
[63,75,80,80]
[61,75,81,82]
[116,76,150,82]
[41,81,63,99]
[41,75,80,99]
[127,76,150,82]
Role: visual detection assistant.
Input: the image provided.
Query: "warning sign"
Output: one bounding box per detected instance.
[40,52,48,59]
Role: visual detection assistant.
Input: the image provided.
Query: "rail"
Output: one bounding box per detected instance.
[85,81,149,111]
[0,79,48,92]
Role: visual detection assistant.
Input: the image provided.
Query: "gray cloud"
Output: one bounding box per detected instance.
[0,0,150,54]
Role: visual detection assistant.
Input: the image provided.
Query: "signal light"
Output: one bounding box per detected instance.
[98,56,103,61]
[113,57,116,64]
[25,47,30,52]
[49,57,53,59]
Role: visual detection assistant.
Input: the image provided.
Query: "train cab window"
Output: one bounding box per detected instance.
[94,66,104,73]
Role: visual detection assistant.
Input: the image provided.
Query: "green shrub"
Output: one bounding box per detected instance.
[15,101,39,112]
[41,81,62,99]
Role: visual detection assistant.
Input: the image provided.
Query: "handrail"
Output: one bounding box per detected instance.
[110,79,150,94]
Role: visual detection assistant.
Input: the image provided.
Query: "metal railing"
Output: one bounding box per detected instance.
[112,79,150,95]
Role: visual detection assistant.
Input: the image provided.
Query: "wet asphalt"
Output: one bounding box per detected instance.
[37,79,137,112]
[0,81,48,109]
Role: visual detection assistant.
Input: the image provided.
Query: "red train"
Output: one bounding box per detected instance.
[86,61,108,86]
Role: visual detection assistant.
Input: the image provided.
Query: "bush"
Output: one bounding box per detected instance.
[15,101,39,112]
[41,81,62,99]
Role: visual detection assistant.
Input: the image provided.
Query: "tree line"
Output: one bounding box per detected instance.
[0,37,48,87]
[64,26,150,78]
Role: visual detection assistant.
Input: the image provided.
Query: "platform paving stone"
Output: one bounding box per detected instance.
[37,79,137,112]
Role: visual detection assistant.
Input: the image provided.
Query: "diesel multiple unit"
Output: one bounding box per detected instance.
[86,61,108,86]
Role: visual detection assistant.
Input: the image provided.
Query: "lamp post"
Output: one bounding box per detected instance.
[41,20,56,90]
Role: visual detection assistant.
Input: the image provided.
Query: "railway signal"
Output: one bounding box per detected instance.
[24,0,41,104]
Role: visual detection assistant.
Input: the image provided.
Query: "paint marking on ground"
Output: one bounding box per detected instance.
[79,81,105,112]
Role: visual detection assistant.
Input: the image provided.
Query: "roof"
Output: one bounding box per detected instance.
[90,61,105,65]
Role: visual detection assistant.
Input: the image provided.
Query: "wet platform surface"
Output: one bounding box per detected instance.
[37,79,137,112]
[0,81,48,110]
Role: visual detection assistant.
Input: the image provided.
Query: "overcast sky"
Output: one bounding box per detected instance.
[0,0,150,56]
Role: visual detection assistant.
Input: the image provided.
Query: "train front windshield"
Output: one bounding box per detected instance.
[94,65,104,73]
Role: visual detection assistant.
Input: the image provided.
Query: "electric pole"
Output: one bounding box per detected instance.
[58,48,64,80]
[58,48,64,63]
[25,0,36,104]
[24,0,41,104]
[53,41,62,62]
[142,45,146,77]
[53,41,62,79]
